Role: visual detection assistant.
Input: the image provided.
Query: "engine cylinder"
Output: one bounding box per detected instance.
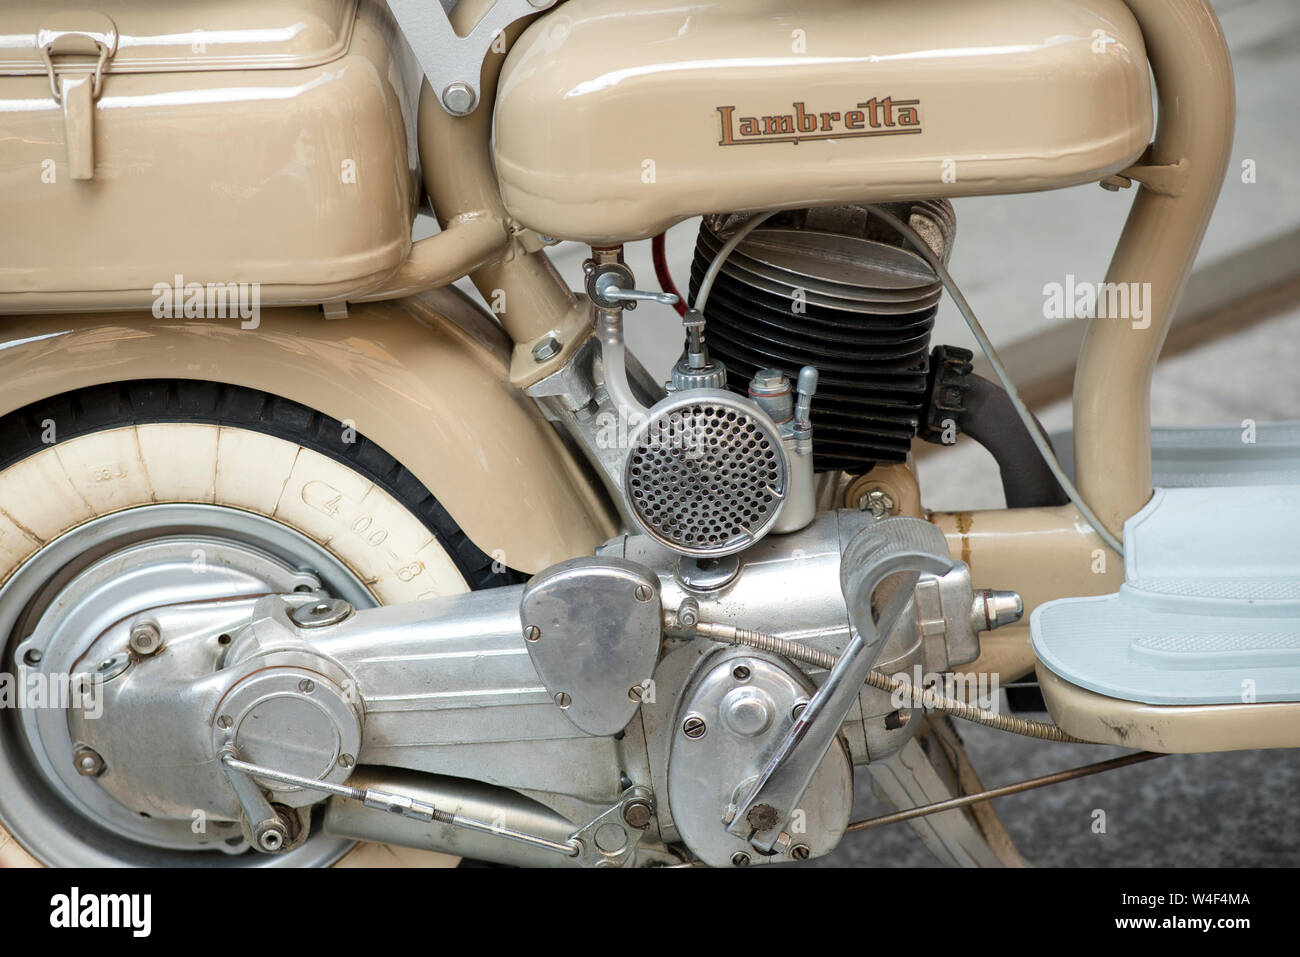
[690,201,955,473]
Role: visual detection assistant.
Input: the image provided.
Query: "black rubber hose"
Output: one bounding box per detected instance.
[959,374,1069,508]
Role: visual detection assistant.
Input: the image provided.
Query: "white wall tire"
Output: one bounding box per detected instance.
[0,382,518,868]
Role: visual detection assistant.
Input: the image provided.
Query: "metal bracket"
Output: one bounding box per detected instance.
[567,786,655,867]
[1100,145,1190,197]
[385,0,556,116]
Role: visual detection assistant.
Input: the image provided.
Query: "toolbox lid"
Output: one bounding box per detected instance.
[0,0,359,75]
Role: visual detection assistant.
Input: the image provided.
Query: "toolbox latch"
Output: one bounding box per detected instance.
[37,12,118,181]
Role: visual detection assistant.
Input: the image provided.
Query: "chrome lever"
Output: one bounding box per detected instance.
[593,271,680,307]
[725,517,955,853]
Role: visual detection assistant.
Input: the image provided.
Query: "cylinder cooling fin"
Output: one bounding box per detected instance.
[690,201,955,474]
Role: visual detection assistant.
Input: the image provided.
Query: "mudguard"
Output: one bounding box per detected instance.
[0,288,617,573]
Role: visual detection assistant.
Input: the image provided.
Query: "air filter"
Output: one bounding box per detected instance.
[623,390,788,557]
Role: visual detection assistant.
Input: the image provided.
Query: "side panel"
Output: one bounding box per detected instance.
[0,291,617,573]
[494,0,1153,243]
[0,0,421,310]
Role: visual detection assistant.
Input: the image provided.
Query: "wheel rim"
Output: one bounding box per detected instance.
[0,503,375,867]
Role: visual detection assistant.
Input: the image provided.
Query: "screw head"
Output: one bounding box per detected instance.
[128,621,162,656]
[524,624,541,642]
[681,715,707,739]
[633,583,654,602]
[628,684,645,703]
[731,852,751,867]
[21,648,42,667]
[216,714,233,730]
[290,597,352,629]
[554,691,572,709]
[298,678,316,694]
[73,746,105,777]
[622,800,653,830]
[95,652,132,682]
[531,335,561,362]
[338,753,355,769]
[857,487,896,519]
[790,843,812,860]
[441,81,477,115]
[732,665,751,681]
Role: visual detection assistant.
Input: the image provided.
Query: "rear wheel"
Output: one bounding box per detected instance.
[0,381,516,867]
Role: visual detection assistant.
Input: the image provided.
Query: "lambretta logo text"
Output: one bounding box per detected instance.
[717,96,921,146]
[50,887,151,938]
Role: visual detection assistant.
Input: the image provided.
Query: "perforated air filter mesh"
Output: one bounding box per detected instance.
[625,397,786,556]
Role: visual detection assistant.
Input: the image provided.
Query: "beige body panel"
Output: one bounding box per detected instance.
[493,0,1153,243]
[0,0,421,312]
[0,290,617,573]
[1037,666,1300,753]
[930,506,1122,683]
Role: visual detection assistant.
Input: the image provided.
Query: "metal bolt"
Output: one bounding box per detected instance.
[128,621,162,656]
[531,335,561,362]
[748,368,788,393]
[338,753,355,769]
[298,678,316,694]
[290,597,353,629]
[677,597,700,629]
[731,852,751,867]
[254,819,289,853]
[633,583,654,603]
[732,665,751,681]
[73,746,105,777]
[628,684,645,702]
[441,81,476,115]
[681,715,707,739]
[622,800,653,830]
[216,714,233,730]
[21,648,42,667]
[972,589,1024,631]
[554,691,572,709]
[857,487,896,519]
[790,843,812,860]
[524,624,541,642]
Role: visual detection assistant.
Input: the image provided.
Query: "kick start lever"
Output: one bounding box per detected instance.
[725,518,955,854]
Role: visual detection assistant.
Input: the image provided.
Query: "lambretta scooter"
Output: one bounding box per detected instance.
[0,0,1276,868]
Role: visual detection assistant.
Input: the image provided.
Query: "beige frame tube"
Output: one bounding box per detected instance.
[1074,0,1235,538]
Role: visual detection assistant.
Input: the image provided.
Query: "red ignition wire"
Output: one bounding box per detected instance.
[652,231,688,316]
